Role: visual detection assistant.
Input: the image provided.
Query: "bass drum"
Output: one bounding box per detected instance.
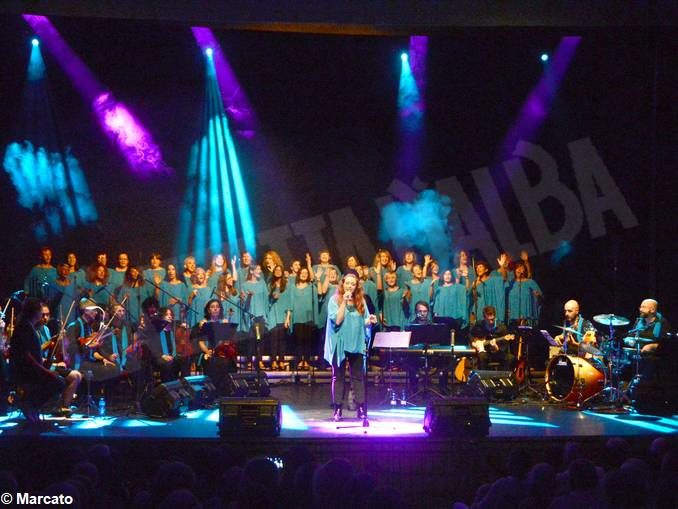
[545,354,605,403]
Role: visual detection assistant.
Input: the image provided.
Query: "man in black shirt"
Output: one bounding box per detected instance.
[470,305,515,371]
[9,298,65,424]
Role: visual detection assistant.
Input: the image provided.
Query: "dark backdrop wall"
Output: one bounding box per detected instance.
[0,14,676,326]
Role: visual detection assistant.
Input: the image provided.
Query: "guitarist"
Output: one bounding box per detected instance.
[470,305,515,371]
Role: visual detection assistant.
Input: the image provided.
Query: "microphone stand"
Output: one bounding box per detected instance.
[143,278,200,320]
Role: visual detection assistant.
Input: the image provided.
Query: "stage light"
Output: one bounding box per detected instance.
[178,29,258,264]
[22,14,169,177]
[401,52,408,62]
[31,38,39,46]
[540,53,549,62]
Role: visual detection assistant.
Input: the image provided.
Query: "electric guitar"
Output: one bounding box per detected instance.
[470,333,516,353]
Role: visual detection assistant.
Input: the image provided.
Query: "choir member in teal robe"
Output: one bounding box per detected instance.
[472,261,509,325]
[506,262,542,325]
[159,264,189,324]
[380,271,409,330]
[290,268,318,366]
[24,247,57,300]
[433,270,470,328]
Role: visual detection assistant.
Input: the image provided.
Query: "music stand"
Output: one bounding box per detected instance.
[405,323,451,346]
[373,331,411,405]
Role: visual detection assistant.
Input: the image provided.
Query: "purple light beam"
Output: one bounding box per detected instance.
[191,27,257,138]
[499,36,582,160]
[23,15,169,177]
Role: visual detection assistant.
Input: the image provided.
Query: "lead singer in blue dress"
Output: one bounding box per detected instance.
[323,270,377,423]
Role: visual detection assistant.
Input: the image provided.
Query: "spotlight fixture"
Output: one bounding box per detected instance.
[205,47,213,57]
[31,38,39,46]
[540,53,549,62]
[401,52,408,62]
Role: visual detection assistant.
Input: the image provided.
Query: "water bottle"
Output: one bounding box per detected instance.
[450,329,456,347]
[98,397,106,417]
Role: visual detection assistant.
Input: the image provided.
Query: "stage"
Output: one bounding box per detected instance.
[2,383,678,440]
[1,379,676,506]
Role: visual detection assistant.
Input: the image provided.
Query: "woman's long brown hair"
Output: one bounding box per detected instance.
[334,274,365,315]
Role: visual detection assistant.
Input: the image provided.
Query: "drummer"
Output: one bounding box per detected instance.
[625,299,671,354]
[554,300,597,357]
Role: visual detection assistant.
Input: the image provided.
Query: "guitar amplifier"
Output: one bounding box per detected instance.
[218,397,282,436]
[467,370,518,401]
[182,375,218,409]
[227,371,271,397]
[141,379,192,418]
[423,397,490,437]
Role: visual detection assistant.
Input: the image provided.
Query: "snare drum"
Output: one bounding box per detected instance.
[545,354,605,403]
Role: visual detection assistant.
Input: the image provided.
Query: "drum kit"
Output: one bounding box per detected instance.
[545,313,651,407]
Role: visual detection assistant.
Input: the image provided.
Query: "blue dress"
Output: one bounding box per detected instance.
[240,279,269,331]
[433,284,470,328]
[290,284,318,326]
[107,270,126,292]
[54,280,82,324]
[381,288,408,330]
[323,296,370,365]
[266,285,291,329]
[84,281,114,308]
[317,284,338,328]
[507,279,542,323]
[24,266,57,299]
[407,279,432,316]
[188,286,215,328]
[143,267,167,285]
[396,266,414,287]
[474,276,508,324]
[115,284,153,325]
[361,279,379,314]
[159,281,189,322]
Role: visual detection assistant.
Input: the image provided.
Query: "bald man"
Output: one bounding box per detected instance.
[554,300,595,355]
[625,299,671,353]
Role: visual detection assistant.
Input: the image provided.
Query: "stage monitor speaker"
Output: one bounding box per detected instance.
[466,370,519,401]
[218,397,281,436]
[182,375,218,409]
[141,379,192,418]
[227,371,271,397]
[423,397,490,437]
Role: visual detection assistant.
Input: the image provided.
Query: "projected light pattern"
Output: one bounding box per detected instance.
[379,189,453,269]
[583,411,678,434]
[3,142,98,241]
[395,36,427,181]
[500,36,581,160]
[191,27,257,138]
[92,92,166,176]
[281,404,308,431]
[176,49,256,262]
[22,14,168,177]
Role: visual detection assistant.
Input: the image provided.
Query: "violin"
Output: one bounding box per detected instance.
[78,328,112,347]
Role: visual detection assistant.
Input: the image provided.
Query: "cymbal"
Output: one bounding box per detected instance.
[553,325,582,336]
[623,336,654,347]
[578,342,602,355]
[593,314,630,326]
